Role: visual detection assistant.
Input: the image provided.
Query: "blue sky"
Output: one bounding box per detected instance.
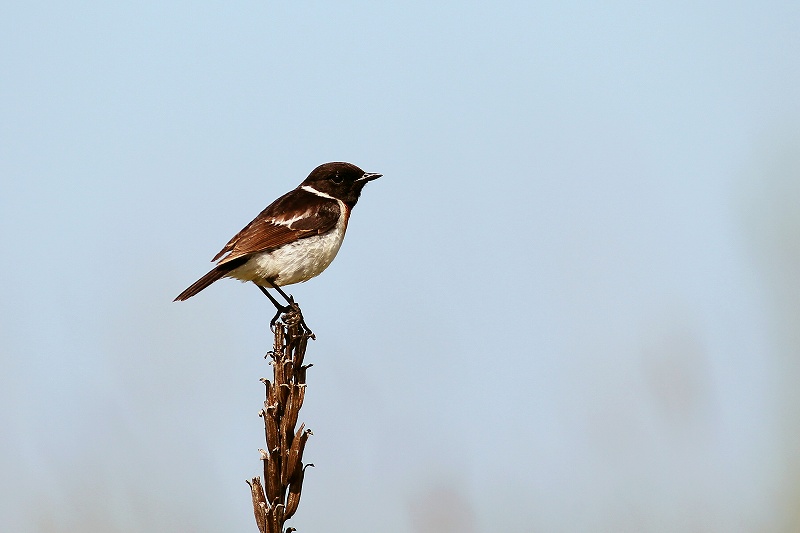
[2,2,800,532]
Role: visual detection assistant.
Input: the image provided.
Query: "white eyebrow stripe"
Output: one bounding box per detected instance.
[301,185,336,200]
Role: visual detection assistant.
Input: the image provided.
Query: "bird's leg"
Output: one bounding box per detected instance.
[255,283,291,328]
[256,281,313,336]
[268,282,295,306]
[266,280,313,336]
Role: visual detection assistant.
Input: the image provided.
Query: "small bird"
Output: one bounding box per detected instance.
[175,161,381,327]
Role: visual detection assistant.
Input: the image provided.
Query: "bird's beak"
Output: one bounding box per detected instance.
[358,172,382,182]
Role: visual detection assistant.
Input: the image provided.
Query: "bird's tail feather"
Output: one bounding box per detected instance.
[174,267,228,301]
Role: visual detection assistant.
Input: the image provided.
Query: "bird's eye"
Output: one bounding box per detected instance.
[331,172,344,184]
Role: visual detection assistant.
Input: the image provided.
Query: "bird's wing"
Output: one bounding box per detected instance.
[212,189,342,265]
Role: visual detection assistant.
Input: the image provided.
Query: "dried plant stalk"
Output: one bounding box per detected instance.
[248,307,314,533]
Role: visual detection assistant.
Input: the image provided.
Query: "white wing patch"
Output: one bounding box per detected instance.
[271,208,316,228]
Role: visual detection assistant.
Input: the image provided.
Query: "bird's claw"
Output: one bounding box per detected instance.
[269,305,290,331]
[270,300,314,338]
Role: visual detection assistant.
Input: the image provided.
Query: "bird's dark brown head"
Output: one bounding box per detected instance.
[300,162,381,207]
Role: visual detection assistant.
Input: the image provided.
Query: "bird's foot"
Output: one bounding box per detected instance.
[269,305,292,331]
[271,297,314,338]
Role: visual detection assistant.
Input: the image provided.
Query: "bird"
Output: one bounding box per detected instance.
[174,161,381,329]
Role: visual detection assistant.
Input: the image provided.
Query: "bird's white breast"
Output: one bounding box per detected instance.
[230,202,348,287]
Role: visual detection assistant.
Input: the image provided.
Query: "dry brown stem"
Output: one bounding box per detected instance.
[247,306,314,533]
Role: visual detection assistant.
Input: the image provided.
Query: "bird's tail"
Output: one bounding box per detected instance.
[174,267,228,301]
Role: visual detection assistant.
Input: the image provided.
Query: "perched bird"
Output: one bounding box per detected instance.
[174,161,381,326]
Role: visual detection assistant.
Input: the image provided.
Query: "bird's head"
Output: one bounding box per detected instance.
[301,162,381,207]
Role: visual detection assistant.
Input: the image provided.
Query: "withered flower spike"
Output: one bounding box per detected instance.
[246,478,269,533]
[294,384,306,411]
[274,366,286,389]
[258,503,273,533]
[280,387,300,445]
[250,312,314,533]
[284,486,301,520]
[278,387,291,409]
[293,430,312,471]
[266,454,282,502]
[266,412,279,451]
[268,385,280,405]
[294,336,309,367]
[285,463,314,520]
[297,364,312,384]
[281,396,304,462]
[283,362,295,382]
[268,455,274,501]
[282,423,306,486]
[270,503,285,533]
[261,410,270,442]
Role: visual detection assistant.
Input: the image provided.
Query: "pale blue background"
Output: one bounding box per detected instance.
[2,2,800,532]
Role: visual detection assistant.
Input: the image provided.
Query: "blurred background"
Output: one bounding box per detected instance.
[2,2,799,532]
